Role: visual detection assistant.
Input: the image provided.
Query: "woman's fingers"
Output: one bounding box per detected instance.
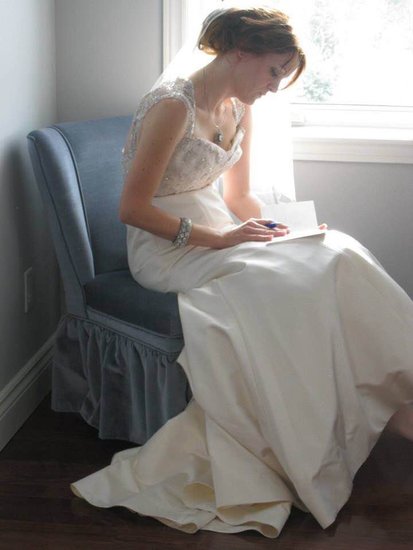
[272,228,289,236]
[247,219,290,238]
[222,218,292,247]
[243,226,288,240]
[255,218,289,229]
[225,218,327,247]
[244,228,276,239]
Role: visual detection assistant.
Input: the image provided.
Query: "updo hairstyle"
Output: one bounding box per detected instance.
[197,7,305,87]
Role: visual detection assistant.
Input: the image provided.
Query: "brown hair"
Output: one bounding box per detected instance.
[198,7,305,87]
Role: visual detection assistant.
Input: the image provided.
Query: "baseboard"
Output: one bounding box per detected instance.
[0,333,55,452]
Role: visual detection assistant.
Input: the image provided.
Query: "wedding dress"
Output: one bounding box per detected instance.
[71,78,413,538]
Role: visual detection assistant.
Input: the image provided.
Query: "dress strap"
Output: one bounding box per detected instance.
[231,98,246,126]
[122,79,195,175]
[136,79,195,137]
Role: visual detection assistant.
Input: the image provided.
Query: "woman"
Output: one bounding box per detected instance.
[71,7,413,538]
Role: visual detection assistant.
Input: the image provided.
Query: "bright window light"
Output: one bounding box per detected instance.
[180,0,413,127]
[286,0,413,108]
[166,0,413,162]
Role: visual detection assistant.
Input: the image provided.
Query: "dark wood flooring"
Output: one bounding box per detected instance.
[0,396,412,550]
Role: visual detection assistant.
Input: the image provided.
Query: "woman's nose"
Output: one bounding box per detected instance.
[268,80,280,93]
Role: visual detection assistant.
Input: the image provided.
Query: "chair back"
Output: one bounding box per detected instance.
[27,116,132,315]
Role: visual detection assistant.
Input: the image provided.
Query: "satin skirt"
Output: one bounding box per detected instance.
[72,185,413,538]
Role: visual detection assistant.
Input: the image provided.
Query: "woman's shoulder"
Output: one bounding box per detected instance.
[136,78,195,119]
[139,94,189,135]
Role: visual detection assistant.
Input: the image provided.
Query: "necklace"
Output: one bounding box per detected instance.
[202,67,225,145]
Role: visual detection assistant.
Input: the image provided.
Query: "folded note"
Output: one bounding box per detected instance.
[262,200,318,231]
[262,200,325,244]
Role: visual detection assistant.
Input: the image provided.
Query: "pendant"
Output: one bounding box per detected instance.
[214,129,224,144]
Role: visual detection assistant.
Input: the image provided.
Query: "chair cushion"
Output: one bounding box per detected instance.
[84,270,182,338]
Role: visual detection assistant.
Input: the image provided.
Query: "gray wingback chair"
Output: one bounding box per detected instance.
[27,116,190,444]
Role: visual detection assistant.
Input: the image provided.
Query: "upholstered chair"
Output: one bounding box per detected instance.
[27,116,190,444]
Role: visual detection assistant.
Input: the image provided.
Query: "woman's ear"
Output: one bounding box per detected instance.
[235,49,255,64]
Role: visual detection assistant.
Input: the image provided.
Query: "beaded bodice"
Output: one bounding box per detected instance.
[122,78,245,197]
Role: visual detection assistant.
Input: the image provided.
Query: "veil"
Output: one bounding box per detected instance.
[152,8,222,89]
[152,7,296,201]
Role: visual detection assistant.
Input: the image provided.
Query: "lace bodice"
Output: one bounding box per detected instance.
[122,78,245,197]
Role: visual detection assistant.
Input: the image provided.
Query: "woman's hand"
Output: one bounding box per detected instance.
[217,218,289,249]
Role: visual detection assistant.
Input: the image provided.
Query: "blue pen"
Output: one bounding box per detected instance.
[265,222,278,229]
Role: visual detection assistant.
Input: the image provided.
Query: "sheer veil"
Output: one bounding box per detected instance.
[152,8,221,89]
[152,7,296,202]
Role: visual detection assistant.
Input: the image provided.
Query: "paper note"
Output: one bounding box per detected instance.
[261,200,318,231]
[261,200,325,244]
[265,228,326,245]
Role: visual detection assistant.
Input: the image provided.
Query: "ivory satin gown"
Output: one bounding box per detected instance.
[71,78,413,538]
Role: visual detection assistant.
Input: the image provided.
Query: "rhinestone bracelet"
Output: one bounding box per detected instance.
[172,217,193,248]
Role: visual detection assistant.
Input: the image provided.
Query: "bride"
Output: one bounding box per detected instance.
[71,6,413,538]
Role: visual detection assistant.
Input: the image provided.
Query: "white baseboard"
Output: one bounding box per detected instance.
[0,333,55,452]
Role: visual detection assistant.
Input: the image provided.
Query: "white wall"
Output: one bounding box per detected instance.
[55,0,163,121]
[0,0,60,447]
[295,161,413,298]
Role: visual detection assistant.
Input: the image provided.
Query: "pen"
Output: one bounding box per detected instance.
[265,222,278,229]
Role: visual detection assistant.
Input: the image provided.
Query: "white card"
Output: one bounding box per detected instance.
[261,200,318,231]
[261,200,325,244]
[264,228,326,245]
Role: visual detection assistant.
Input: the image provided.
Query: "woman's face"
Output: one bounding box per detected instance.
[234,50,299,104]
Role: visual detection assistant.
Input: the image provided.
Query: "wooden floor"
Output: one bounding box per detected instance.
[0,396,412,550]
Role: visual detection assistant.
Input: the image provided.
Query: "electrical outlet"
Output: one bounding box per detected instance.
[24,267,34,313]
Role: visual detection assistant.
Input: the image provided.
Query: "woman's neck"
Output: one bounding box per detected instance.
[191,54,235,114]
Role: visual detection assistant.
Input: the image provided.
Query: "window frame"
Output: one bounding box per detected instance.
[163,0,413,164]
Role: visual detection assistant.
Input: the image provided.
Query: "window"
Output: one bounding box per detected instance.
[164,0,413,163]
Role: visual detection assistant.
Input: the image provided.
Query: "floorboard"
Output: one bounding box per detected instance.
[0,396,412,549]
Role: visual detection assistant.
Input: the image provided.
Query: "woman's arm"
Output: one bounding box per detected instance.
[222,104,264,221]
[119,98,282,249]
[120,98,221,247]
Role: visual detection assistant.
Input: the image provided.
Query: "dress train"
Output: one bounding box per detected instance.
[72,230,413,538]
